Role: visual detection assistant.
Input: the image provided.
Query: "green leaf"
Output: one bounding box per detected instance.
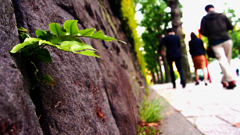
[39,39,59,48]
[21,47,33,57]
[71,44,95,52]
[49,23,67,37]
[92,31,116,41]
[36,29,54,40]
[60,41,77,48]
[51,36,83,44]
[63,20,79,36]
[59,41,95,52]
[57,41,76,51]
[19,32,30,40]
[35,48,52,63]
[18,26,28,32]
[75,50,100,58]
[10,38,40,53]
[41,75,55,86]
[78,28,95,36]
[91,31,104,38]
[20,43,39,57]
[60,41,90,48]
[36,29,47,37]
[90,30,127,44]
[25,38,40,42]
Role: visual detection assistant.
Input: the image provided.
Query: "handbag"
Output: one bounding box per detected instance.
[206,46,215,58]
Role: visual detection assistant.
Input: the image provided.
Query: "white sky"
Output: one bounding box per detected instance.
[135,0,240,41]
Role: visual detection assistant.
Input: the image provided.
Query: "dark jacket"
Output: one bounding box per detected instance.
[200,11,233,45]
[189,38,205,57]
[158,34,182,58]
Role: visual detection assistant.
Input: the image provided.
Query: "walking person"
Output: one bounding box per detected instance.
[158,28,186,89]
[200,4,236,89]
[189,32,208,86]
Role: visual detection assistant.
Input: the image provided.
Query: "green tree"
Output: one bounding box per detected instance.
[223,6,240,58]
[139,0,171,84]
[231,30,240,58]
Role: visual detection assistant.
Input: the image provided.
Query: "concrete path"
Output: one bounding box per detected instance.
[150,80,240,135]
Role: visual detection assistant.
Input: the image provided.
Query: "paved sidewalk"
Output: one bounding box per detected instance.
[150,81,240,135]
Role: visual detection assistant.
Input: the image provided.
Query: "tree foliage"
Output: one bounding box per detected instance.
[224,7,240,58]
[231,30,240,58]
[138,0,171,83]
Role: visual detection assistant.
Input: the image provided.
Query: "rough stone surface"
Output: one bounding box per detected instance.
[1,0,145,134]
[0,0,43,134]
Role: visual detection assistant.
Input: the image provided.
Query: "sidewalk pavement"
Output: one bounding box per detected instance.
[149,80,240,135]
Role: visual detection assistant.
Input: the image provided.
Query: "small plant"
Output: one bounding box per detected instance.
[137,125,161,135]
[145,88,150,96]
[139,96,164,123]
[138,96,164,135]
[193,118,198,129]
[11,20,125,89]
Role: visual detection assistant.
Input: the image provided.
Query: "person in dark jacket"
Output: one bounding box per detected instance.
[200,4,236,89]
[158,28,186,88]
[189,32,208,86]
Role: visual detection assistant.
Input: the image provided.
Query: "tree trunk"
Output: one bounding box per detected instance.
[162,54,171,83]
[155,66,161,83]
[157,35,170,83]
[151,71,157,84]
[167,0,192,82]
[157,58,164,83]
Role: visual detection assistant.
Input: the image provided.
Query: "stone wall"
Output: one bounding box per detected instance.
[0,0,146,134]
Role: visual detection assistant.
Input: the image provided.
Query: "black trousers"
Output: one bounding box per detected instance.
[167,57,185,87]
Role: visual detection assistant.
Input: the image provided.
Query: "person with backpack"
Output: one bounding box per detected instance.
[200,4,236,89]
